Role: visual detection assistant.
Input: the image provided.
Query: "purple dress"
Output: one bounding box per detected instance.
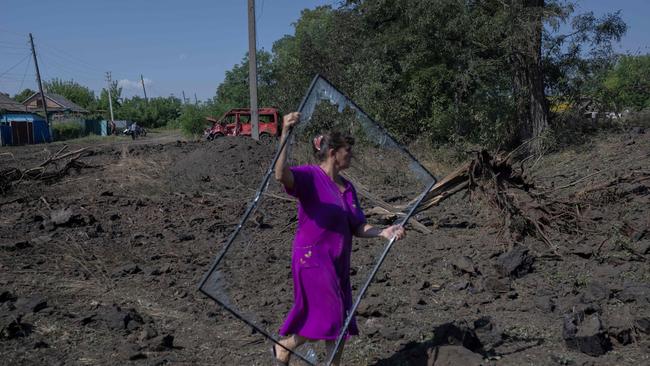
[279,165,366,340]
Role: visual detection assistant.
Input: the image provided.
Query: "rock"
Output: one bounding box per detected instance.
[570,244,593,259]
[563,313,611,356]
[431,320,483,353]
[1,316,32,339]
[633,240,650,254]
[534,296,555,313]
[0,241,31,251]
[50,209,86,226]
[635,317,650,334]
[427,345,484,366]
[357,297,392,318]
[494,246,534,278]
[617,283,650,303]
[112,264,142,277]
[34,340,49,348]
[50,209,73,225]
[472,317,502,352]
[626,184,649,196]
[483,276,511,295]
[30,235,52,245]
[120,343,146,360]
[448,280,469,292]
[581,282,610,304]
[99,305,144,331]
[451,256,478,275]
[604,312,634,345]
[379,327,404,341]
[138,325,158,342]
[0,291,16,303]
[14,295,48,314]
[147,334,174,351]
[177,233,194,242]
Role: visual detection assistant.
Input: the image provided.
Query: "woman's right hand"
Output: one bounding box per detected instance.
[282,112,301,134]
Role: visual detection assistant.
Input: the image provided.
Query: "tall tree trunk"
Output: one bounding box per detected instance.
[511,0,548,150]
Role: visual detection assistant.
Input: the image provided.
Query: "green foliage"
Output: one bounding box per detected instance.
[225,1,628,148]
[117,96,181,128]
[177,104,210,136]
[97,81,122,120]
[600,55,650,111]
[52,122,84,141]
[43,78,96,109]
[12,88,36,103]
[215,50,276,109]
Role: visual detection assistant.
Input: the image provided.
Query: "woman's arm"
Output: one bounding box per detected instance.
[274,112,300,189]
[355,223,406,240]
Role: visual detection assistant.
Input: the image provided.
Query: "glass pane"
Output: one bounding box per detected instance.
[199,75,435,365]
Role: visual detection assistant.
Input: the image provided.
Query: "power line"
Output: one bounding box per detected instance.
[37,51,104,82]
[37,41,104,73]
[0,53,31,78]
[18,56,33,91]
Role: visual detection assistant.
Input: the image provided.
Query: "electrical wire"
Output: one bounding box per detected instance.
[0,53,31,79]
[18,56,33,91]
[37,41,104,74]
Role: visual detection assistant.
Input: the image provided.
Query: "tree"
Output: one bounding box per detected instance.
[43,78,96,109]
[543,6,627,111]
[215,50,276,110]
[601,55,650,111]
[12,88,36,103]
[98,81,122,120]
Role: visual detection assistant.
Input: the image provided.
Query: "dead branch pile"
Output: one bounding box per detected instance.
[0,145,93,194]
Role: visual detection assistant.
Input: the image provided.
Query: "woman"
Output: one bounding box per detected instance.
[273,112,406,365]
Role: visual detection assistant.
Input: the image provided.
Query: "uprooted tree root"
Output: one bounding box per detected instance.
[0,145,93,195]
[364,150,649,253]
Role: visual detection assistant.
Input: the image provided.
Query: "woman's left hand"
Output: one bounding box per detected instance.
[380,225,406,240]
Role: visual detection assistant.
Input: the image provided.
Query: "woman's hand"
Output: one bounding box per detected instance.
[282,112,300,134]
[380,225,406,240]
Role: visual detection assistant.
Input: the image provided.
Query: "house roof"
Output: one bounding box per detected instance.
[0,93,28,113]
[23,92,89,114]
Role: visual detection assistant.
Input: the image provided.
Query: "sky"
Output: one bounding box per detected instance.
[1,0,648,102]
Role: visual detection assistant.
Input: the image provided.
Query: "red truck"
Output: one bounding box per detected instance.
[204,107,280,142]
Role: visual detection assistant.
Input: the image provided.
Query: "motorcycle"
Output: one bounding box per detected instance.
[123,126,147,139]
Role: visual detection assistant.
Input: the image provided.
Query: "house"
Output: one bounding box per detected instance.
[22,92,89,121]
[0,93,51,146]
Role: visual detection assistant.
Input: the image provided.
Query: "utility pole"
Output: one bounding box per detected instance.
[182,90,186,104]
[29,33,49,127]
[140,74,148,102]
[105,72,115,122]
[247,0,259,140]
[194,93,198,105]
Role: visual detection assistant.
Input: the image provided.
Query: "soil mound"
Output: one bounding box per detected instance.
[0,130,649,365]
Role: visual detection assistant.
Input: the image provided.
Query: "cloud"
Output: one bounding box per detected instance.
[118,78,152,90]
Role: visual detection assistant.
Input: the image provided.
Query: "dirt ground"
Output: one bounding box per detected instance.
[1,128,649,366]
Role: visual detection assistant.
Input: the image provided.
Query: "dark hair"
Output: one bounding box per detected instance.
[312,131,355,162]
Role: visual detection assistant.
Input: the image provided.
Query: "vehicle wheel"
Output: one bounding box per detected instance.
[206,134,214,141]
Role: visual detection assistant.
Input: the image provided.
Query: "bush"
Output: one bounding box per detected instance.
[177,104,210,137]
[52,122,84,141]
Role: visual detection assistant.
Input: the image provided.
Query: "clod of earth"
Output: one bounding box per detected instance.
[563,313,611,356]
[494,246,534,278]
